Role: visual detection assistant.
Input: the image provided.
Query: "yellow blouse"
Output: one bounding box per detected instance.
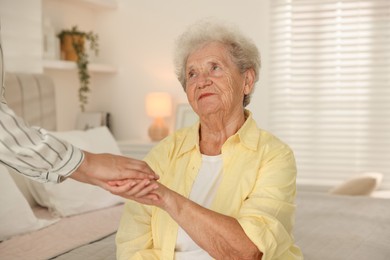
[116,111,303,260]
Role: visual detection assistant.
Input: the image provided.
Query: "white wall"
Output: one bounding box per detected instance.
[93,0,270,141]
[4,0,270,141]
[42,0,108,131]
[0,0,42,73]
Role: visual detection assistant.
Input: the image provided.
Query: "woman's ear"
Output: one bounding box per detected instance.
[243,68,255,95]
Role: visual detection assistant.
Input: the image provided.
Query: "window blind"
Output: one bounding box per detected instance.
[269,0,390,189]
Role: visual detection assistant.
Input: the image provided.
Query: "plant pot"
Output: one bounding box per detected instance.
[60,34,85,61]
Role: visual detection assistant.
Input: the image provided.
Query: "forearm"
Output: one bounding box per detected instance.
[0,102,83,182]
[166,191,262,259]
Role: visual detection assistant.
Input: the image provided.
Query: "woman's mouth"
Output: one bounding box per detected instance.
[198,93,214,100]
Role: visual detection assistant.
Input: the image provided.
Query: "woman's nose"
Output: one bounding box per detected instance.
[197,73,212,89]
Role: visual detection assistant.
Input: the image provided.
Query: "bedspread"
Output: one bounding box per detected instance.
[294,191,390,260]
[0,204,123,260]
[2,192,390,260]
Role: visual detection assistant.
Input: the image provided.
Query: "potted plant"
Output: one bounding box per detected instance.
[58,26,99,112]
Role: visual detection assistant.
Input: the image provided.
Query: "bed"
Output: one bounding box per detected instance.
[54,192,390,260]
[1,73,390,260]
[0,72,125,260]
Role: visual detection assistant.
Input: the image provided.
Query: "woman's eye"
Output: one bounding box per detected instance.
[212,64,220,71]
[188,71,196,79]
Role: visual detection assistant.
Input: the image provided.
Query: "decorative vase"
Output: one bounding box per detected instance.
[60,34,85,61]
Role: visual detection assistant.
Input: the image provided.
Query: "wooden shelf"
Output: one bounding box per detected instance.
[81,0,118,9]
[43,60,117,73]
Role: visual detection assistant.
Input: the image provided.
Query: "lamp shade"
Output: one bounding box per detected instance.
[145,92,172,118]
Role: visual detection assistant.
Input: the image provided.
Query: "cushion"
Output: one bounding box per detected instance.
[25,126,124,217]
[329,172,383,196]
[0,165,56,241]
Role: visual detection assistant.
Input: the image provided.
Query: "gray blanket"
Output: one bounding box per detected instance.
[295,191,390,260]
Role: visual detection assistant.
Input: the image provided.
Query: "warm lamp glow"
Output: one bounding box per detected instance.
[146,92,172,118]
[145,92,172,141]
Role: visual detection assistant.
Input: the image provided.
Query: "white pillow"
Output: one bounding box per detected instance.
[0,165,55,241]
[26,126,124,217]
[329,172,383,196]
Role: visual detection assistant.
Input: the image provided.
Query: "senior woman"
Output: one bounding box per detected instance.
[116,20,303,260]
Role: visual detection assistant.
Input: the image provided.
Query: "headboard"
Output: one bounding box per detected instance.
[4,72,57,131]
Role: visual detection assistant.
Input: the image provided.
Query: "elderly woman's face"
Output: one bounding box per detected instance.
[185,42,251,118]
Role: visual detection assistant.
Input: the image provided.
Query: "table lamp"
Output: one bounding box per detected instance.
[146,92,172,141]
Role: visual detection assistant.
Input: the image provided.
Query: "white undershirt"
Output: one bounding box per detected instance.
[174,154,223,260]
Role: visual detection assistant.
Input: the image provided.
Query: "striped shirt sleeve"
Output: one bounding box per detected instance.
[0,101,84,183]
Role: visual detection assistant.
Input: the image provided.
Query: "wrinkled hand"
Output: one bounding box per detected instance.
[109,179,160,201]
[70,151,159,195]
[130,181,178,211]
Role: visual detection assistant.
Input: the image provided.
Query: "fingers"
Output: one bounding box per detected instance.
[109,179,159,200]
[134,180,159,198]
[108,179,135,187]
[119,156,160,180]
[126,170,159,181]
